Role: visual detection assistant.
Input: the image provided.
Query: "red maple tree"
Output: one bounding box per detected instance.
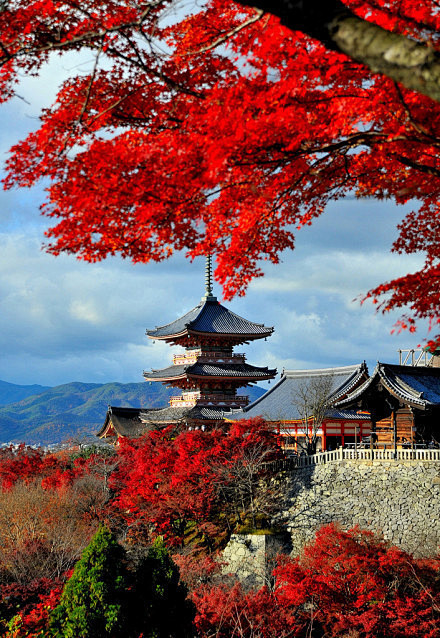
[275,524,440,637]
[1,1,440,343]
[111,418,282,547]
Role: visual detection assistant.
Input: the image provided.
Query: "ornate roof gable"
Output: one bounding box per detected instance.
[336,362,440,410]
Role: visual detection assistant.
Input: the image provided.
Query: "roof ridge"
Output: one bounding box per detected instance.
[284,364,362,378]
[211,301,267,329]
[147,300,204,335]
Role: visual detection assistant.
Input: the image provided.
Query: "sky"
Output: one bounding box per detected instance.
[0,53,427,389]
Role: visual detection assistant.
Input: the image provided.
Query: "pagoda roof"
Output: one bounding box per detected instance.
[229,363,369,421]
[139,405,229,424]
[336,362,440,411]
[144,361,276,383]
[146,298,273,341]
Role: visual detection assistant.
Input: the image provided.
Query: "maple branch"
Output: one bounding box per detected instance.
[184,8,265,55]
[386,153,440,177]
[59,45,103,155]
[234,0,440,103]
[0,3,160,63]
[392,82,440,142]
[104,43,203,98]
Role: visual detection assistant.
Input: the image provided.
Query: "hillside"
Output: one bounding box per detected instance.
[0,380,51,405]
[0,381,266,445]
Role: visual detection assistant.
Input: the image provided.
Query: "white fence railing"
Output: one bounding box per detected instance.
[262,448,440,474]
[294,447,440,467]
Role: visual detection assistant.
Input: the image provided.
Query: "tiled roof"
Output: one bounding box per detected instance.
[97,404,231,438]
[144,362,276,381]
[325,408,371,421]
[147,299,273,340]
[230,363,369,421]
[337,362,440,409]
[96,406,155,438]
[140,405,229,423]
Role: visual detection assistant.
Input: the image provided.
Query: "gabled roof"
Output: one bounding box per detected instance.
[336,362,440,410]
[144,362,276,383]
[97,406,153,439]
[146,298,273,341]
[97,404,238,438]
[230,363,369,421]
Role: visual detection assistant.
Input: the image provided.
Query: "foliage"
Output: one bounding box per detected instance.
[275,523,440,638]
[1,441,440,636]
[1,1,440,343]
[193,582,292,638]
[49,525,129,638]
[4,582,62,638]
[69,443,116,461]
[0,480,97,585]
[187,524,440,637]
[49,527,194,638]
[129,537,195,638]
[0,446,62,490]
[111,418,283,547]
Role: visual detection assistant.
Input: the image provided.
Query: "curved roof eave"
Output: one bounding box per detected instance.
[377,363,427,408]
[146,299,273,340]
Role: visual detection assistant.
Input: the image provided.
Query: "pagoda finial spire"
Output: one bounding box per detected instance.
[202,254,217,301]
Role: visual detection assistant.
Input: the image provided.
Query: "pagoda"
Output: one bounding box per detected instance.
[142,257,276,429]
[98,257,276,438]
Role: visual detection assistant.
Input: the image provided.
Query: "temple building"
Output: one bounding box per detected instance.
[229,364,371,451]
[98,258,276,440]
[335,362,440,449]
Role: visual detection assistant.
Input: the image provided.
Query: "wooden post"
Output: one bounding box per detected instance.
[355,425,358,459]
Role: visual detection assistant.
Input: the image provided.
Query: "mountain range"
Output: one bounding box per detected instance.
[0,380,266,445]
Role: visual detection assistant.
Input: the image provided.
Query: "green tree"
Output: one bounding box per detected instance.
[49,525,129,638]
[131,537,195,638]
[50,528,194,638]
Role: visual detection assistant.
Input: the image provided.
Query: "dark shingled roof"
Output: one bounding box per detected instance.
[97,406,155,438]
[144,362,276,381]
[140,405,229,424]
[147,298,273,340]
[229,363,369,421]
[97,404,230,439]
[336,362,440,410]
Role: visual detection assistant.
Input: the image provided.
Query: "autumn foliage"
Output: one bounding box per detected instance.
[112,418,283,547]
[189,523,440,638]
[0,434,440,635]
[1,1,440,343]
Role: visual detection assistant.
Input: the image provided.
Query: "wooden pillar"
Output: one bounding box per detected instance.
[392,409,397,459]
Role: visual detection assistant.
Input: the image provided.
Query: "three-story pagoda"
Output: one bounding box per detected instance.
[142,258,276,428]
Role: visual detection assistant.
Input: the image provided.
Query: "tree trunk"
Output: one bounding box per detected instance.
[235,0,440,102]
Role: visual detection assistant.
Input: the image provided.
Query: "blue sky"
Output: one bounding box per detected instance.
[0,54,426,388]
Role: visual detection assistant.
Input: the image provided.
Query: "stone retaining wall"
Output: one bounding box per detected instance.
[272,459,440,557]
[222,533,290,589]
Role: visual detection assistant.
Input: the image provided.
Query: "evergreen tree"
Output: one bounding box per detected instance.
[49,528,194,637]
[131,537,195,638]
[49,525,129,638]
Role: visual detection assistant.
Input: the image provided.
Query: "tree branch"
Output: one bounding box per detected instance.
[234,0,440,103]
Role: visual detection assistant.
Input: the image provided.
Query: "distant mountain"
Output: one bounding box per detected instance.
[0,380,51,406]
[0,381,266,445]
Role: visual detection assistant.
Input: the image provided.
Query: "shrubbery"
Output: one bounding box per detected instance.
[0,422,439,637]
